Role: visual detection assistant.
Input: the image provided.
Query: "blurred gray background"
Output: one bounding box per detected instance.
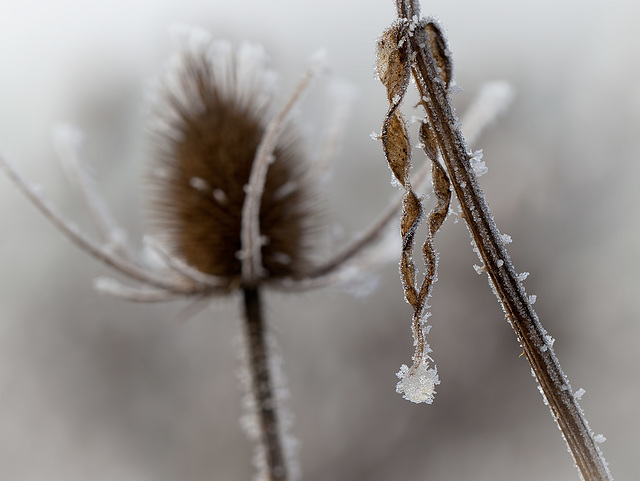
[1,0,639,480]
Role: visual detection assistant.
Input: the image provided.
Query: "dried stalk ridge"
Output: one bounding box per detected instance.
[380,1,612,479]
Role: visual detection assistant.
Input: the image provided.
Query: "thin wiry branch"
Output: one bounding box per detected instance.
[143,236,230,289]
[93,277,190,302]
[392,0,612,479]
[53,123,137,262]
[0,151,201,295]
[312,79,355,181]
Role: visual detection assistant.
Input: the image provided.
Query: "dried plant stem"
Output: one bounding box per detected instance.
[242,286,288,481]
[394,1,611,479]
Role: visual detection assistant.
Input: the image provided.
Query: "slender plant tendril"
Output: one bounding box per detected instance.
[378,1,613,479]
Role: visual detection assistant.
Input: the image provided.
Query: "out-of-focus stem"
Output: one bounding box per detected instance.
[242,286,288,481]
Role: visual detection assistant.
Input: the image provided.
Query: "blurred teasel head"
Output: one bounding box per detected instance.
[146,28,322,290]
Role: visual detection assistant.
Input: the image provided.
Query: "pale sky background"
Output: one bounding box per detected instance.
[1,1,639,480]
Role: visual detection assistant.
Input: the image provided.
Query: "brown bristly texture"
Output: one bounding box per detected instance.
[386,1,612,479]
[147,46,318,286]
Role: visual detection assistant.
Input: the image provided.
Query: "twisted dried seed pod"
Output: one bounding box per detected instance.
[377,21,445,404]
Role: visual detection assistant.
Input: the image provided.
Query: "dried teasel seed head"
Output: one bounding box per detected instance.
[146,29,320,286]
[376,23,410,104]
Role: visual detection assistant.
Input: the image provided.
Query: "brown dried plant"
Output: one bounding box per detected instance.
[376,1,612,480]
[1,27,435,481]
[0,5,611,480]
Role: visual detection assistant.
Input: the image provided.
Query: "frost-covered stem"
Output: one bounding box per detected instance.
[242,286,288,481]
[395,1,612,479]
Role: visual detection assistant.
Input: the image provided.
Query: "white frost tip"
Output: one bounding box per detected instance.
[310,49,328,73]
[594,434,607,444]
[396,361,439,404]
[574,388,586,400]
[370,131,380,141]
[500,233,513,245]
[470,150,487,177]
[168,24,213,52]
[473,264,485,274]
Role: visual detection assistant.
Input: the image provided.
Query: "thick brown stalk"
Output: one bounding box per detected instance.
[394,1,612,479]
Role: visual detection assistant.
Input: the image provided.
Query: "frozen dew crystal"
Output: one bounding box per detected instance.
[396,360,440,404]
[473,264,485,274]
[469,150,488,177]
[594,434,607,444]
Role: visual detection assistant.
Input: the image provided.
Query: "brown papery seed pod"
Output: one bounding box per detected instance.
[424,21,453,89]
[376,23,410,103]
[146,32,320,288]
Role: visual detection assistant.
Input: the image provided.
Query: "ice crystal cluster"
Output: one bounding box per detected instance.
[396,361,439,404]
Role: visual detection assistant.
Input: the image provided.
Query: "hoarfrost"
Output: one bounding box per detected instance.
[370,131,380,141]
[594,434,606,444]
[516,271,529,282]
[574,388,586,400]
[496,259,504,268]
[396,360,439,404]
[537,384,549,406]
[500,233,512,245]
[528,294,537,305]
[469,150,487,176]
[390,173,403,188]
[473,264,485,274]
